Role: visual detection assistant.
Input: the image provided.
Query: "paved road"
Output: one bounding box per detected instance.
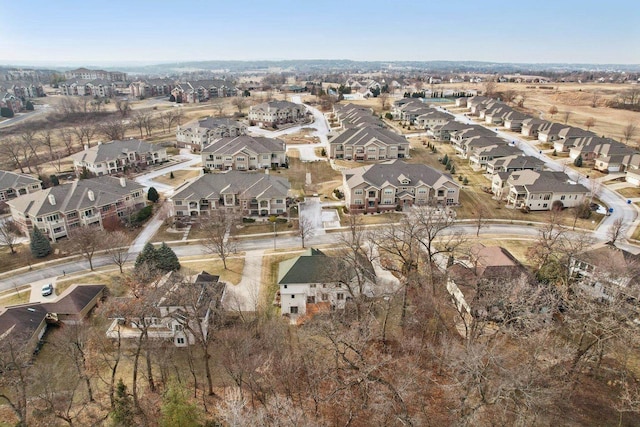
[435,106,639,241]
[0,222,602,293]
[0,104,51,129]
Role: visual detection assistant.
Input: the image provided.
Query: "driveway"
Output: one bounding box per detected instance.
[223,249,264,312]
[299,197,325,236]
[134,149,201,196]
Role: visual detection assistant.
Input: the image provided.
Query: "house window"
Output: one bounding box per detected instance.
[174,324,183,332]
[291,295,295,299]
[354,199,363,205]
[321,293,328,301]
[561,195,566,200]
[290,306,298,314]
[307,296,315,303]
[337,293,344,300]
[310,284,316,288]
[176,337,185,345]
[102,205,110,212]
[354,189,363,195]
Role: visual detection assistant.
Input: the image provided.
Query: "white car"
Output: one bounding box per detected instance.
[41,283,54,297]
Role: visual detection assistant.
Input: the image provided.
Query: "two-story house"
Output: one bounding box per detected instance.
[248,101,307,127]
[329,126,410,160]
[177,117,247,152]
[0,170,42,208]
[202,135,287,170]
[486,154,545,175]
[277,248,375,319]
[343,160,460,213]
[8,176,145,242]
[503,170,590,210]
[71,139,168,176]
[106,271,225,347]
[171,171,290,218]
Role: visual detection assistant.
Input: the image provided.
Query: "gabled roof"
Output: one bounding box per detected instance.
[250,100,305,112]
[0,170,41,191]
[71,139,165,165]
[278,248,329,284]
[202,135,285,156]
[344,159,459,191]
[506,170,590,194]
[172,170,290,201]
[183,117,245,131]
[8,176,143,217]
[487,154,545,170]
[331,126,408,147]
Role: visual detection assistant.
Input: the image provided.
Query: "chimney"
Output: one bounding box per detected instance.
[97,141,102,145]
[83,144,88,151]
[48,194,56,206]
[119,177,126,187]
[88,190,95,201]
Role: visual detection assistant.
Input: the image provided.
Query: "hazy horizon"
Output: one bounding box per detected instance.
[1,0,639,66]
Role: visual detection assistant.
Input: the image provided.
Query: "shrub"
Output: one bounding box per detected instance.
[463,177,469,185]
[0,107,14,118]
[242,217,256,223]
[135,205,153,223]
[385,112,393,120]
[574,154,583,167]
[25,100,34,111]
[147,187,160,203]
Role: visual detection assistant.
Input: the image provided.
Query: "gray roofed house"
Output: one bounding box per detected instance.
[431,121,477,141]
[452,135,507,158]
[0,170,42,206]
[538,123,571,143]
[8,176,145,242]
[248,100,307,127]
[468,145,523,169]
[415,110,455,130]
[71,139,168,176]
[0,284,105,353]
[521,118,548,138]
[329,126,409,161]
[201,135,286,170]
[176,117,247,152]
[171,170,290,218]
[106,271,225,347]
[502,111,529,131]
[343,159,460,213]
[504,170,590,210]
[486,154,545,175]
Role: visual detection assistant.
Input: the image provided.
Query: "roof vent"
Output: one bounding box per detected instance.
[48,194,56,205]
[88,190,95,201]
[119,177,126,187]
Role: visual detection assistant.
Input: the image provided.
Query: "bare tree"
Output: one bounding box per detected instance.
[474,206,489,237]
[607,217,627,244]
[170,272,225,397]
[0,137,27,173]
[297,215,315,248]
[591,91,600,108]
[516,91,527,107]
[622,122,637,144]
[231,97,247,113]
[104,231,132,273]
[98,118,128,141]
[548,105,558,119]
[201,210,238,269]
[0,338,31,427]
[131,111,150,139]
[66,225,105,271]
[562,110,571,124]
[19,129,41,173]
[0,219,21,254]
[212,102,224,117]
[39,129,62,172]
[584,116,596,131]
[115,99,132,117]
[72,119,98,146]
[379,92,390,111]
[58,128,77,156]
[164,108,184,132]
[483,80,496,97]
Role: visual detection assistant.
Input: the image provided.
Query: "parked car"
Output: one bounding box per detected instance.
[41,283,54,297]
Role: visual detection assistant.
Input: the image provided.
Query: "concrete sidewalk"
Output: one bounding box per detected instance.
[223,249,264,312]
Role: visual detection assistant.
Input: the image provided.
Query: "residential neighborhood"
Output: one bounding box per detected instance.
[1,3,640,425]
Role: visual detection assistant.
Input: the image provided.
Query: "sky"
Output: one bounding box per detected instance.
[0,0,638,66]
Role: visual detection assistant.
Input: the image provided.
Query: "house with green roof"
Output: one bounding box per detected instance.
[277,248,375,318]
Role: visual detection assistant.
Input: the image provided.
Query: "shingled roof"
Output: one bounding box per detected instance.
[172,170,290,201]
[71,139,164,165]
[202,135,285,156]
[0,170,40,192]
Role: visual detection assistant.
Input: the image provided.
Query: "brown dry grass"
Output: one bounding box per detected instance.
[276,157,341,196]
[152,168,201,186]
[0,286,31,307]
[179,256,244,285]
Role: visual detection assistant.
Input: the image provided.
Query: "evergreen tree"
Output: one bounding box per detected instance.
[155,242,180,272]
[169,171,175,179]
[442,154,449,165]
[463,177,469,185]
[25,100,34,111]
[147,187,160,203]
[49,174,60,186]
[0,107,14,118]
[449,165,456,174]
[30,226,51,258]
[574,154,583,167]
[111,379,135,427]
[160,382,201,427]
[135,242,157,269]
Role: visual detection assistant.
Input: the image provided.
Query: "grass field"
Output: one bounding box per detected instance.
[275,157,341,196]
[153,168,201,186]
